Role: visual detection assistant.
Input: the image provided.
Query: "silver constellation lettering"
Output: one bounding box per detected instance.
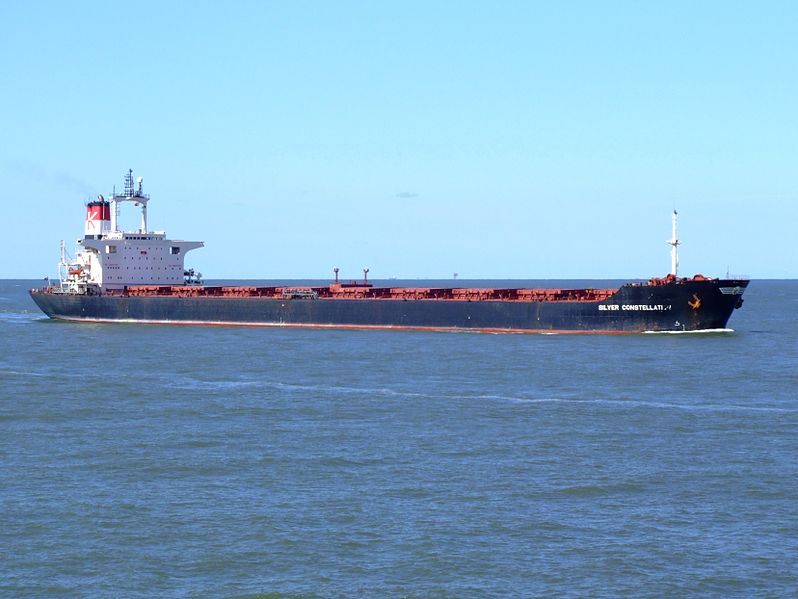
[599,304,672,311]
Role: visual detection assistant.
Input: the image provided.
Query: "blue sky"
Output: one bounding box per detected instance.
[1,1,795,279]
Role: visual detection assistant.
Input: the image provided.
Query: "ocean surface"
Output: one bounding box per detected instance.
[1,279,797,598]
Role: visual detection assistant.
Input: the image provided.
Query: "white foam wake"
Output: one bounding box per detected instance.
[643,328,734,335]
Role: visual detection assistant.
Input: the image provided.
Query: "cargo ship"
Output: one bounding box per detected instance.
[30,171,748,333]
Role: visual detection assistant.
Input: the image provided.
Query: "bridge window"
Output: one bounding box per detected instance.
[170,247,181,255]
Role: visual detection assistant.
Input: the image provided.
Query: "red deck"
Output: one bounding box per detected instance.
[108,283,620,302]
[40,274,721,303]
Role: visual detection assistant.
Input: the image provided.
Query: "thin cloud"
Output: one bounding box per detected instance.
[396,191,419,199]
[6,160,95,196]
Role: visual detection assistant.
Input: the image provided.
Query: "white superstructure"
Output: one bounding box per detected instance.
[59,170,203,292]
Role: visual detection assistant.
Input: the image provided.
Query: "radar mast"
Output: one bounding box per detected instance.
[111,169,150,233]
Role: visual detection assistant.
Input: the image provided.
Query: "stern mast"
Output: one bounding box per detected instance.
[111,169,149,233]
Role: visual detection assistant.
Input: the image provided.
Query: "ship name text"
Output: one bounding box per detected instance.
[598,304,672,311]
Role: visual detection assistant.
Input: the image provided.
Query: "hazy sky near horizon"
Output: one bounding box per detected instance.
[1,1,795,279]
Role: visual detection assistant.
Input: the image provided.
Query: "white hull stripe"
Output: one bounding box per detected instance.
[45,315,733,335]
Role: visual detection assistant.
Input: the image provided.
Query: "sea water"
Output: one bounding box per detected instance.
[1,279,796,597]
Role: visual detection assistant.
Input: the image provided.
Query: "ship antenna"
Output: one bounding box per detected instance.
[124,169,134,197]
[363,268,369,284]
[666,210,679,277]
[333,267,339,284]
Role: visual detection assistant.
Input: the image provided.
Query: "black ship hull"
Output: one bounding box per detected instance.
[30,279,748,333]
